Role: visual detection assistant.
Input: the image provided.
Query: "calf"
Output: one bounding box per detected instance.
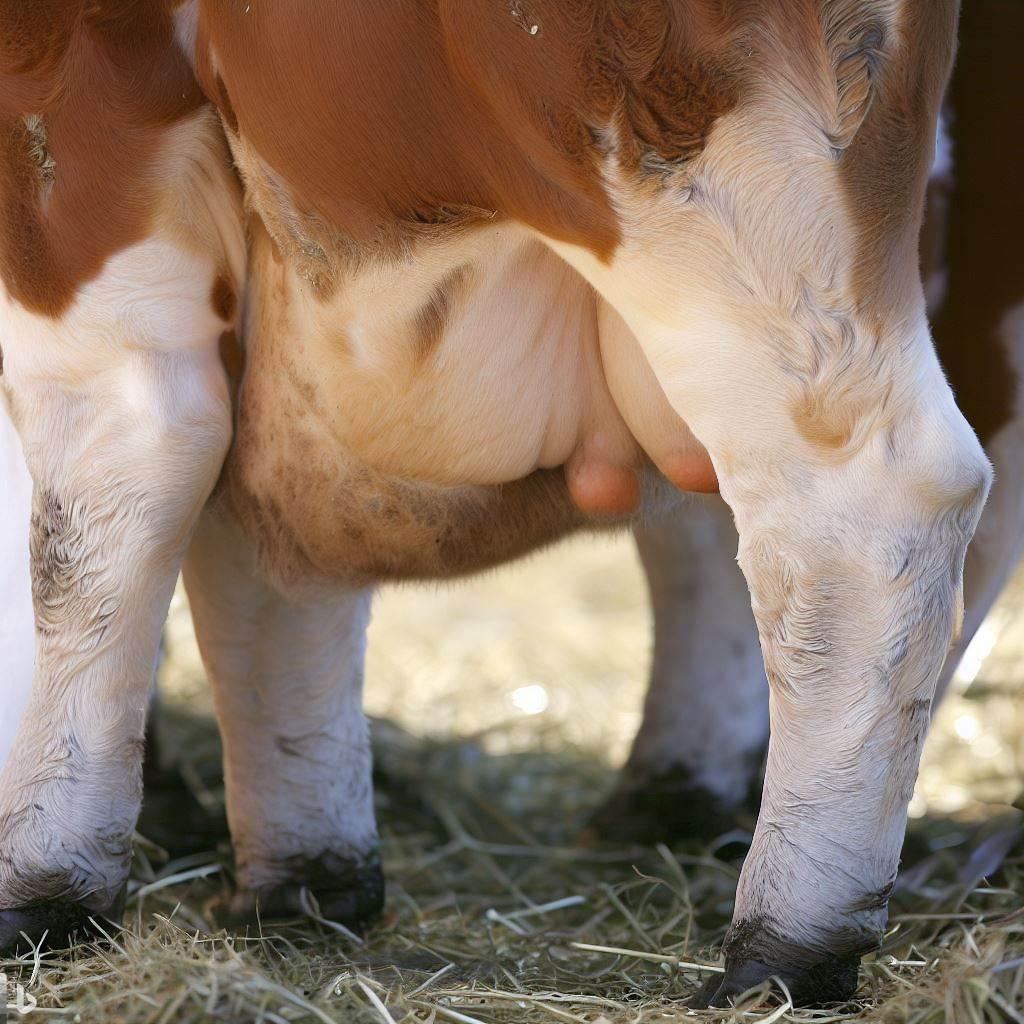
[0,0,990,1007]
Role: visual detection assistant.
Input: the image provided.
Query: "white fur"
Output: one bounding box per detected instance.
[0,110,242,912]
[627,496,768,806]
[0,397,33,773]
[540,95,991,955]
[184,509,377,897]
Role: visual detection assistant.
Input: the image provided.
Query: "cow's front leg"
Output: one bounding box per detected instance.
[183,509,383,931]
[0,108,242,952]
[590,495,768,842]
[548,221,989,1005]
[0,298,233,951]
[681,393,990,1005]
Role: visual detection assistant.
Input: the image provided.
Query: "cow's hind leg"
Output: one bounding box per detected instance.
[590,495,768,842]
[183,509,383,931]
[0,110,242,953]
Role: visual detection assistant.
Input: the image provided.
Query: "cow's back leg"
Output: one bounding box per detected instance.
[0,398,33,772]
[590,495,767,841]
[183,508,383,930]
[0,108,242,951]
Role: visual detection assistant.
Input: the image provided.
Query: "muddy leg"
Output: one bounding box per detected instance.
[0,102,242,952]
[590,496,767,842]
[184,509,383,931]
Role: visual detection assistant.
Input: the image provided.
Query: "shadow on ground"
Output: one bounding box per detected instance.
[103,697,1024,1023]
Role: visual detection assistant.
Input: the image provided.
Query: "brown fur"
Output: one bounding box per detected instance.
[211,273,237,323]
[195,2,618,265]
[834,0,959,315]
[195,1,745,271]
[0,1,203,317]
[414,266,471,363]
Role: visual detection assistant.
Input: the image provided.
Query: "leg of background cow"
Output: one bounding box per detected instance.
[0,396,34,773]
[0,110,241,952]
[183,507,383,930]
[590,495,767,841]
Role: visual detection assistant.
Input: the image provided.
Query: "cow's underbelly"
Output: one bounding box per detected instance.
[224,220,710,586]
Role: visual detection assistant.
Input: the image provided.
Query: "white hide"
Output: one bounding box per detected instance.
[0,395,33,773]
[0,110,242,912]
[540,99,991,956]
[627,496,768,806]
[184,509,378,901]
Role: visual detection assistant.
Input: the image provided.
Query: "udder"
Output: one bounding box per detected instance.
[223,220,715,587]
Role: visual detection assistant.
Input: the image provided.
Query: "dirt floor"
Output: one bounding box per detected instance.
[3,531,1022,1023]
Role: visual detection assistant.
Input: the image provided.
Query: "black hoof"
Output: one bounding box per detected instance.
[213,852,385,934]
[586,767,748,844]
[0,889,126,955]
[688,919,864,1009]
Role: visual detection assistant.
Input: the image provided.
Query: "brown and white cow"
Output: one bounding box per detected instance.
[0,0,999,1008]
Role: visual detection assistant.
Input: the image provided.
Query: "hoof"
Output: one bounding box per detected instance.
[213,852,385,934]
[587,767,746,844]
[0,888,126,955]
[688,953,860,1008]
[689,920,864,1008]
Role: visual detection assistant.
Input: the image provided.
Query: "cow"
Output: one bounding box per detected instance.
[0,0,999,1009]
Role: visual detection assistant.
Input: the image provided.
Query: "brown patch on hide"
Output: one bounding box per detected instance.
[195,0,618,262]
[929,0,1023,447]
[581,2,739,171]
[195,1,742,267]
[791,391,855,452]
[835,0,958,315]
[413,265,471,362]
[211,273,237,323]
[0,2,204,317]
